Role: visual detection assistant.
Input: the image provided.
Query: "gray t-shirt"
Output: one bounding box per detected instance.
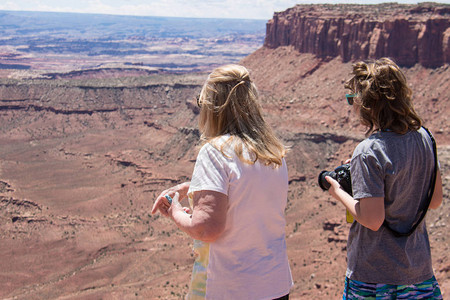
[346,127,436,284]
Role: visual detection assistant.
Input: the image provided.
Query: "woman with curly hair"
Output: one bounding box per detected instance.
[326,57,443,299]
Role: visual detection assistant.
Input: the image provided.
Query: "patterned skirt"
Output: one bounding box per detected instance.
[343,276,443,299]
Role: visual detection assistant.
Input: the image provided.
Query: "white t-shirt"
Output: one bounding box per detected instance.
[188,135,293,300]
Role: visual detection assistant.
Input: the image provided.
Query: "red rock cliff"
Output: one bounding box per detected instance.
[264,3,450,67]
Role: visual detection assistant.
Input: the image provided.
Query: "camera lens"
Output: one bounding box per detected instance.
[318,170,335,191]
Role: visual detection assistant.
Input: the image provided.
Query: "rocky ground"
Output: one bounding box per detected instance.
[0,46,449,299]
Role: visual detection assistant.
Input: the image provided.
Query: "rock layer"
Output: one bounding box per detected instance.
[265,3,450,67]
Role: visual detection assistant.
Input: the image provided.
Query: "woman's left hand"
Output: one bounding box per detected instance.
[167,192,186,218]
[151,182,190,216]
[326,175,346,198]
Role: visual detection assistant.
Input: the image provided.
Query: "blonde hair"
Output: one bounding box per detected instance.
[345,57,422,136]
[198,64,286,166]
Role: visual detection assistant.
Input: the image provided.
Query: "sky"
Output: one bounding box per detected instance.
[0,0,449,20]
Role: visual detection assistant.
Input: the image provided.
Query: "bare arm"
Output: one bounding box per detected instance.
[169,190,228,242]
[326,176,385,231]
[429,170,443,209]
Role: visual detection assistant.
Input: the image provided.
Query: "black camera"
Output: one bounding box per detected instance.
[318,163,353,195]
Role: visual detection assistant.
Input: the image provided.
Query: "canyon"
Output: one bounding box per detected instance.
[0,3,449,299]
[265,3,450,67]
[0,10,265,73]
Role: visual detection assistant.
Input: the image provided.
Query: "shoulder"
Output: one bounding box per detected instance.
[352,133,395,170]
[354,133,387,157]
[417,127,434,145]
[198,135,233,162]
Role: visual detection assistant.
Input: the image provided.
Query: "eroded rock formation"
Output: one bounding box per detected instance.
[265,3,450,67]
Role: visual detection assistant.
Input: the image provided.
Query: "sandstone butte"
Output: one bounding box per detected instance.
[265,3,450,67]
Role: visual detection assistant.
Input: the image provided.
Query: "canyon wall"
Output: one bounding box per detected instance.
[264,3,450,67]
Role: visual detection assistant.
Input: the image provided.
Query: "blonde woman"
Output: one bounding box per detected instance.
[152,64,293,299]
[326,58,443,299]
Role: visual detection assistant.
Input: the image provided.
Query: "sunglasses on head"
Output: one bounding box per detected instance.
[345,93,357,105]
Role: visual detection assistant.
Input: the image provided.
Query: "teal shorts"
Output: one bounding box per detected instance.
[343,276,443,299]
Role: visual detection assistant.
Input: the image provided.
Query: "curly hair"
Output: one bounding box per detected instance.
[345,57,422,135]
[198,64,286,167]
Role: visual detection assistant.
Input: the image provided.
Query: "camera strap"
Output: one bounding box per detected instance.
[383,126,438,237]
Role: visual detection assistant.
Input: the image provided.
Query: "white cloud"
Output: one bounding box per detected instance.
[0,0,299,19]
[0,1,22,11]
[2,0,449,20]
